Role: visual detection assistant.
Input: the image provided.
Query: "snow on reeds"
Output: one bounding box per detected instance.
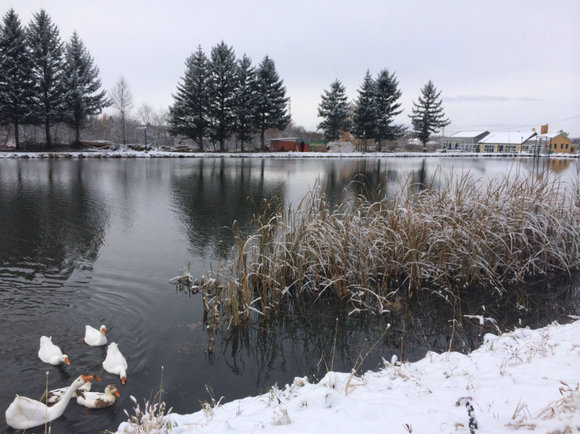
[200,172,579,326]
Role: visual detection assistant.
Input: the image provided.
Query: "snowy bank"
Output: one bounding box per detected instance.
[117,320,580,433]
[0,149,578,159]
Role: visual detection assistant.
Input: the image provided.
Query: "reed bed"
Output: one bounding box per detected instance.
[200,172,580,326]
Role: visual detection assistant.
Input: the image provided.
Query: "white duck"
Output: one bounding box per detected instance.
[84,324,107,346]
[42,376,100,404]
[5,375,94,430]
[102,342,128,384]
[38,336,70,366]
[76,384,120,409]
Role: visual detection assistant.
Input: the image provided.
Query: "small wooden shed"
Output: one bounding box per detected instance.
[269,138,310,152]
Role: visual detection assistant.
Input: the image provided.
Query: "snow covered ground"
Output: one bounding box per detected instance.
[0,148,578,159]
[117,320,579,434]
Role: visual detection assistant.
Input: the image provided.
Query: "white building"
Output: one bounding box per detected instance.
[478,132,537,153]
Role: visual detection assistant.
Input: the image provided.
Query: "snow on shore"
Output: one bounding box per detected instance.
[0,149,578,159]
[117,320,579,434]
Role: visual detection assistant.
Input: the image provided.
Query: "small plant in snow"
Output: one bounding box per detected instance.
[536,381,579,420]
[122,395,174,433]
[121,366,174,433]
[272,407,291,425]
[199,384,223,420]
[268,383,283,406]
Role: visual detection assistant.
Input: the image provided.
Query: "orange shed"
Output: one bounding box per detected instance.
[269,138,310,152]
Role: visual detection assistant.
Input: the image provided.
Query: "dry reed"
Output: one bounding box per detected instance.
[200,172,580,326]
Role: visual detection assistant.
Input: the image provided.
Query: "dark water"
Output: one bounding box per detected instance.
[0,156,578,433]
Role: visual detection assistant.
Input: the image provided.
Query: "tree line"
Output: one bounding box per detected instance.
[0,9,108,150]
[169,42,290,151]
[317,72,450,149]
[0,7,449,152]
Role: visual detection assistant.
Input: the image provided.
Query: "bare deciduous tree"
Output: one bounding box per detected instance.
[110,76,133,144]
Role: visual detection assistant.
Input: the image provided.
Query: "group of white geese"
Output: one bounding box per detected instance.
[5,324,128,430]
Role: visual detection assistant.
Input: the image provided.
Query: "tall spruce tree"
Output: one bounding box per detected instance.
[352,70,377,151]
[374,69,404,151]
[208,41,237,151]
[0,9,35,150]
[253,56,290,150]
[62,31,109,146]
[409,80,450,146]
[317,79,351,142]
[27,9,66,148]
[169,45,211,151]
[234,54,256,151]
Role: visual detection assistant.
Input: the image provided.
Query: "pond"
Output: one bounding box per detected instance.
[0,156,578,433]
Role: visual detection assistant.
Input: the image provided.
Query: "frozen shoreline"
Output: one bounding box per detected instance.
[0,149,578,159]
[116,320,580,433]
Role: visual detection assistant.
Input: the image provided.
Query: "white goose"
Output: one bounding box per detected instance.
[84,324,107,346]
[42,376,100,404]
[102,342,128,384]
[38,336,70,366]
[76,384,120,409]
[5,375,94,430]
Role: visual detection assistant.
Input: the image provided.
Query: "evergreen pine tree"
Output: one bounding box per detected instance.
[253,56,290,150]
[317,79,351,142]
[62,31,109,146]
[0,9,35,150]
[208,41,237,152]
[374,69,405,151]
[169,45,211,151]
[27,9,66,148]
[234,54,256,152]
[409,80,450,146]
[352,70,377,151]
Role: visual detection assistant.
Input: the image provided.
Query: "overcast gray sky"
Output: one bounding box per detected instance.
[4,0,580,136]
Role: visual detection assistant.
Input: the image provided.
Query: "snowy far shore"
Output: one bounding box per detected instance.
[0,149,578,160]
[117,320,579,434]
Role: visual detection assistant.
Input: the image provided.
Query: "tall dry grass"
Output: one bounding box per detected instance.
[200,172,580,326]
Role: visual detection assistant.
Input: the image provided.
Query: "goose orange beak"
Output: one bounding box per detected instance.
[64,356,70,365]
[114,390,121,397]
[81,374,94,382]
[101,328,106,335]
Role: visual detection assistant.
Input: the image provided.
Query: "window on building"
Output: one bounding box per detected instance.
[566,143,569,149]
[553,143,557,149]
[561,143,564,149]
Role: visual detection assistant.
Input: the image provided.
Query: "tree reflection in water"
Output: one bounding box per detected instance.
[0,159,109,284]
[171,158,285,257]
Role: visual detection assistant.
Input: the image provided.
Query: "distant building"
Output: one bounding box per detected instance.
[326,141,354,152]
[478,131,537,153]
[407,138,422,146]
[528,132,574,154]
[442,131,490,152]
[269,138,310,152]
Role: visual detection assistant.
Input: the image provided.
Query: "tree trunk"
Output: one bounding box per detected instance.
[121,113,126,145]
[198,133,204,152]
[13,121,20,151]
[260,129,265,150]
[45,118,51,149]
[75,125,81,147]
